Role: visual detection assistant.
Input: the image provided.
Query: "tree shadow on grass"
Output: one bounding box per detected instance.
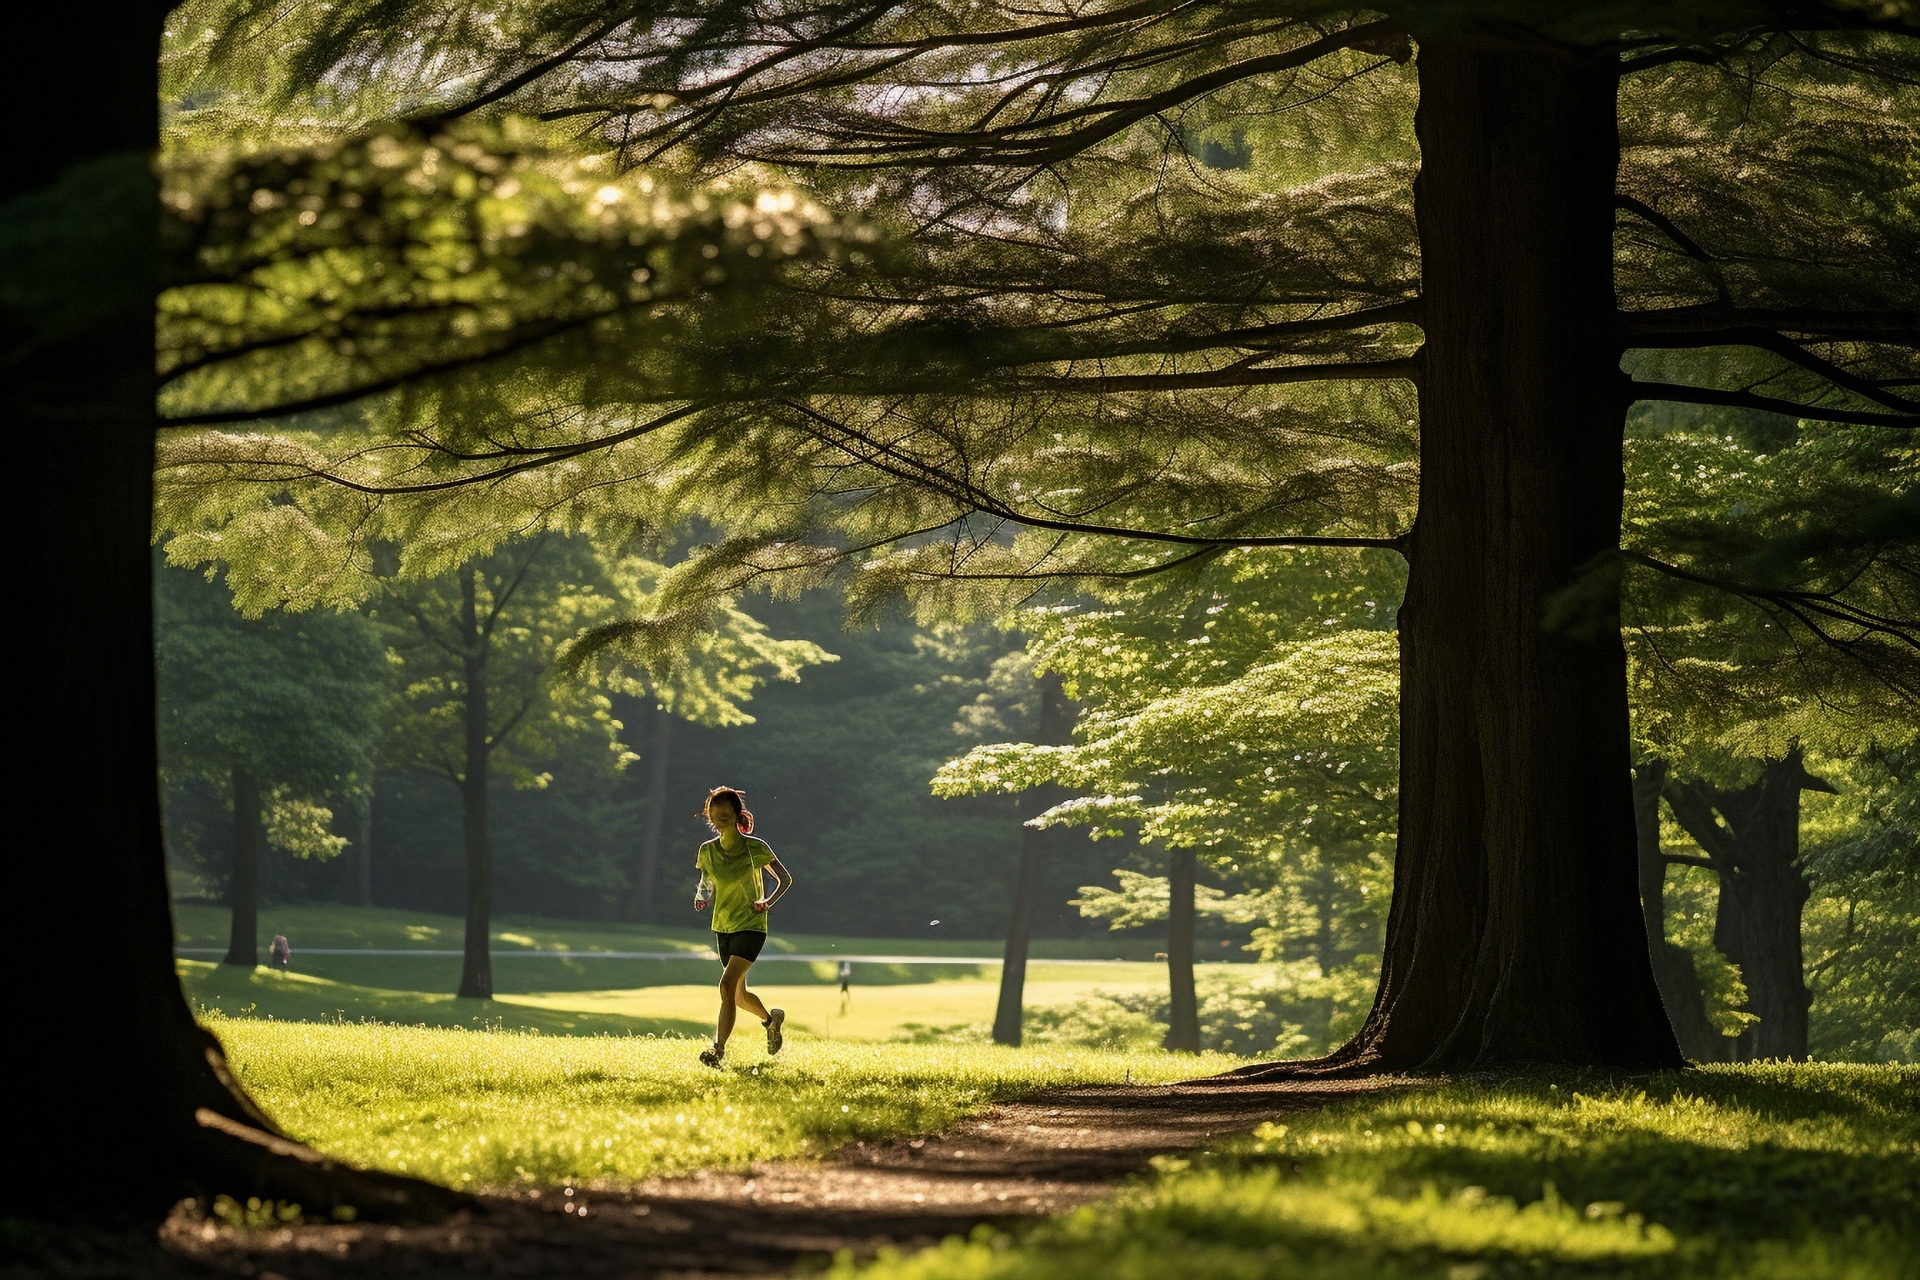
[1221,1066,1918,1245]
[177,959,711,1037]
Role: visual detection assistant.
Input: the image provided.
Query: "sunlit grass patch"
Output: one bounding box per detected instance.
[211,1015,1229,1189]
[837,1064,1918,1280]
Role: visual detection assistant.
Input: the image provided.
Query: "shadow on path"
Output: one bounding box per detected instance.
[14,1079,1407,1279]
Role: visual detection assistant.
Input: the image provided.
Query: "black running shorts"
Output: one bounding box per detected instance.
[715,929,767,965]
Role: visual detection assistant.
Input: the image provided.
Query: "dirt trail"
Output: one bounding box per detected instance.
[13,1080,1396,1280]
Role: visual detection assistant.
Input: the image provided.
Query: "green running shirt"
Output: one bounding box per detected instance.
[697,835,776,934]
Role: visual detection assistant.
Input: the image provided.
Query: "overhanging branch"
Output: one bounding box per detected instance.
[1629,381,1918,429]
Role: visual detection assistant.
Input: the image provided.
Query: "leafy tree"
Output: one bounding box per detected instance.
[1619,401,1915,1061]
[155,562,381,964]
[937,548,1402,1047]
[169,1,1918,1073]
[365,536,626,998]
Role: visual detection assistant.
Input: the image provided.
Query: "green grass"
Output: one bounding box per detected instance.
[210,1015,1232,1189]
[174,902,1192,1039]
[837,1064,1918,1280]
[179,957,1169,1038]
[173,901,1179,961]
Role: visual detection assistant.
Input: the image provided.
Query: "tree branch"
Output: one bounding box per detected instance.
[1628,381,1919,429]
[1621,306,1920,345]
[1631,330,1920,413]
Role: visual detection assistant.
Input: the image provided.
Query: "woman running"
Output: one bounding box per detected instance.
[692,786,793,1067]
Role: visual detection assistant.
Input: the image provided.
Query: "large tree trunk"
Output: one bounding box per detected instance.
[458,566,494,1000]
[224,766,262,966]
[991,671,1073,1047]
[1226,32,1678,1077]
[1164,844,1201,1052]
[1664,749,1829,1061]
[5,2,462,1220]
[632,699,674,921]
[1633,759,1723,1060]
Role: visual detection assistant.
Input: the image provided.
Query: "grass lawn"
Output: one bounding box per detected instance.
[840,1064,1918,1280]
[181,958,1166,1038]
[172,901,1178,961]
[210,1015,1231,1188]
[174,901,1184,1039]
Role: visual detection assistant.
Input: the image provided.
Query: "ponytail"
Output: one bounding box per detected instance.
[702,786,755,835]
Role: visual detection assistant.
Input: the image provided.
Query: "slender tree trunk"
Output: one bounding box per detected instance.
[992,671,1073,1047]
[5,2,462,1220]
[1164,844,1200,1051]
[224,766,262,967]
[1224,33,1678,1077]
[633,701,673,921]
[992,826,1047,1046]
[356,788,375,907]
[1664,749,1829,1062]
[1633,759,1722,1059]
[458,567,495,1000]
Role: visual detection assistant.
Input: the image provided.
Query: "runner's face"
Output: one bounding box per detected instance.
[708,800,739,834]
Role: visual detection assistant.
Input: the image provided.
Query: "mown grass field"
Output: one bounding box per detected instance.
[174,902,1184,1038]
[211,1016,1229,1187]
[839,1064,1919,1280]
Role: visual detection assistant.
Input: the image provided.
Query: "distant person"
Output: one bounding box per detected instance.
[268,934,291,971]
[838,959,853,1013]
[691,786,793,1068]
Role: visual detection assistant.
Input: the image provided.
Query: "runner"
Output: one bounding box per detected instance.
[691,785,793,1068]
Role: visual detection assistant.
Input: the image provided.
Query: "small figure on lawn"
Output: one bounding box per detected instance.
[838,959,853,1013]
[268,934,292,971]
[691,786,793,1068]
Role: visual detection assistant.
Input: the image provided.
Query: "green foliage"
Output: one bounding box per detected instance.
[934,549,1402,972]
[207,1016,1230,1187]
[838,1066,1920,1280]
[369,536,626,791]
[156,562,383,865]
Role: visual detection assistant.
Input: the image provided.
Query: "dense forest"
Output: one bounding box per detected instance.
[160,569,1135,940]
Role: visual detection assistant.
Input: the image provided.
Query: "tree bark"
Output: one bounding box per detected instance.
[1224,32,1679,1077]
[1664,749,1829,1062]
[224,766,262,967]
[991,671,1073,1047]
[356,787,375,907]
[633,700,674,921]
[458,566,494,1000]
[1633,759,1723,1060]
[5,1,463,1221]
[1164,844,1201,1052]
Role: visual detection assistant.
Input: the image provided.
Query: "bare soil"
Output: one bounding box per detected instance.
[5,1079,1398,1280]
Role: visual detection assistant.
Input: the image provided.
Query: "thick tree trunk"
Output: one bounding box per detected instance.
[633,700,673,921]
[1633,760,1723,1060]
[1224,32,1679,1077]
[1664,750,1828,1061]
[991,671,1073,1047]
[224,766,263,967]
[1164,844,1201,1052]
[458,567,494,1000]
[5,2,462,1221]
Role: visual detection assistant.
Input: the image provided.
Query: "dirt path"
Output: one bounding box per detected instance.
[13,1080,1397,1280]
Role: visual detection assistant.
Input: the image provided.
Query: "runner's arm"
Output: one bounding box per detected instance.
[754,857,793,911]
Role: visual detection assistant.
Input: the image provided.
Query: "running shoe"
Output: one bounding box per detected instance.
[765,1008,786,1055]
[698,1043,725,1069]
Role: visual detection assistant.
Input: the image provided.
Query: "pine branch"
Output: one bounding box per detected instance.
[1628,381,1919,429]
[778,398,1404,552]
[1622,306,1920,345]
[1632,329,1920,414]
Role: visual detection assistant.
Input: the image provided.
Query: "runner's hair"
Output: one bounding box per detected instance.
[701,786,755,835]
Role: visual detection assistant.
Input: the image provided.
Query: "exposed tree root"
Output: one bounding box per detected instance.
[182,1109,473,1223]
